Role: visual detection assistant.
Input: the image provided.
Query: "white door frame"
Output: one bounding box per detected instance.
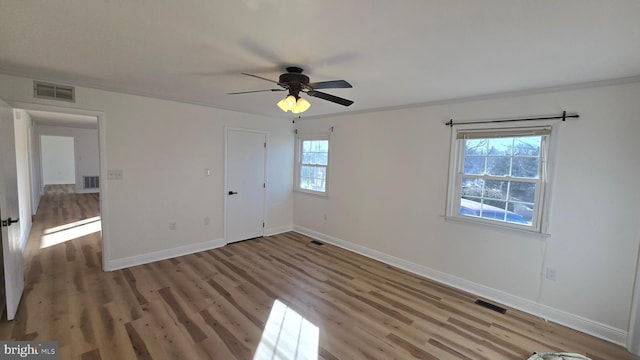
[628,229,640,355]
[10,102,110,271]
[224,127,267,244]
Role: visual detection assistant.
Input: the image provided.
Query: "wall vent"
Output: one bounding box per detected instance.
[83,176,99,189]
[33,81,75,102]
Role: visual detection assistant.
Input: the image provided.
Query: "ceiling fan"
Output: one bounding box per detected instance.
[228,67,354,114]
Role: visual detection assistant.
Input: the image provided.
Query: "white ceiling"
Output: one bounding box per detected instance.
[1,0,639,119]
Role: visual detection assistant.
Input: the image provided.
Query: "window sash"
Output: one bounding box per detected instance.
[449,127,551,232]
[295,135,330,194]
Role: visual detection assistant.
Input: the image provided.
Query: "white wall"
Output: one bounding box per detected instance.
[13,109,32,250]
[37,125,99,194]
[293,81,640,346]
[40,135,75,186]
[0,73,294,270]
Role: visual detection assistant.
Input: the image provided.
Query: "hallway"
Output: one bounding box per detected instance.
[0,185,102,356]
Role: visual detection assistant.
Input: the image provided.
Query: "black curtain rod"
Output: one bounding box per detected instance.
[445,111,579,127]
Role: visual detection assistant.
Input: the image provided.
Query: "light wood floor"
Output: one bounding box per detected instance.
[0,189,637,360]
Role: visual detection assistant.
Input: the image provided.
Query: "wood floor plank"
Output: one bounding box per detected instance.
[0,187,637,360]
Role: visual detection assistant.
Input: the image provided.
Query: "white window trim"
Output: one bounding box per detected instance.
[294,132,331,196]
[445,120,561,235]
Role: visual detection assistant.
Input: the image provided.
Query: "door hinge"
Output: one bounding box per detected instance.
[262,222,265,228]
[263,183,266,188]
[264,142,266,148]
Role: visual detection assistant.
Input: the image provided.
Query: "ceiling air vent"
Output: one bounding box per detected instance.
[33,81,75,102]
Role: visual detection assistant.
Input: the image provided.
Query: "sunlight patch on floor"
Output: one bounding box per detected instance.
[41,216,101,248]
[253,299,319,360]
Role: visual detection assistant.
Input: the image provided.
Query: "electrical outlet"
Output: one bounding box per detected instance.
[545,267,558,281]
[169,222,176,230]
[204,217,210,225]
[323,213,327,220]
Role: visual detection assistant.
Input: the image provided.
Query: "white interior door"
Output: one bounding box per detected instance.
[0,98,24,320]
[225,128,266,244]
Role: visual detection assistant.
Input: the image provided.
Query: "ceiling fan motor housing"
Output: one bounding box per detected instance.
[279,69,309,96]
[279,73,309,84]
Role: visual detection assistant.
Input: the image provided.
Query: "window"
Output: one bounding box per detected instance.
[447,124,556,233]
[295,134,330,194]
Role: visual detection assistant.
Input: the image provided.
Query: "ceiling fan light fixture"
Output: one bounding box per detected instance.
[277,95,297,112]
[277,97,290,111]
[293,97,311,113]
[286,95,296,107]
[277,94,310,113]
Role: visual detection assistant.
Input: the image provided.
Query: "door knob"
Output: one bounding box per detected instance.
[228,191,238,195]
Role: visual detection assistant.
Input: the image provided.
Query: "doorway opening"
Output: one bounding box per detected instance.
[40,135,76,191]
[11,104,106,270]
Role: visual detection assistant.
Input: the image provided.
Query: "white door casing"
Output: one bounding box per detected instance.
[225,128,267,244]
[0,98,25,320]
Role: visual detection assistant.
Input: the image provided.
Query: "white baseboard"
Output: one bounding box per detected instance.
[75,189,99,194]
[106,238,225,271]
[265,225,294,237]
[292,225,627,347]
[105,224,294,271]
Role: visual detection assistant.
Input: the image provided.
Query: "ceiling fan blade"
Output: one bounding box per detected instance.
[241,72,282,85]
[307,80,352,89]
[227,89,284,95]
[307,90,354,106]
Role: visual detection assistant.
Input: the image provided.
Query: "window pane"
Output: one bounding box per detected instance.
[465,139,487,155]
[483,180,507,200]
[317,152,328,165]
[301,140,329,166]
[301,166,311,178]
[486,157,510,176]
[511,157,539,178]
[300,165,326,192]
[460,178,536,226]
[514,136,541,156]
[317,140,329,152]
[461,177,484,198]
[487,138,513,156]
[301,178,325,192]
[464,156,485,175]
[508,181,536,203]
[508,202,534,223]
[481,200,507,221]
